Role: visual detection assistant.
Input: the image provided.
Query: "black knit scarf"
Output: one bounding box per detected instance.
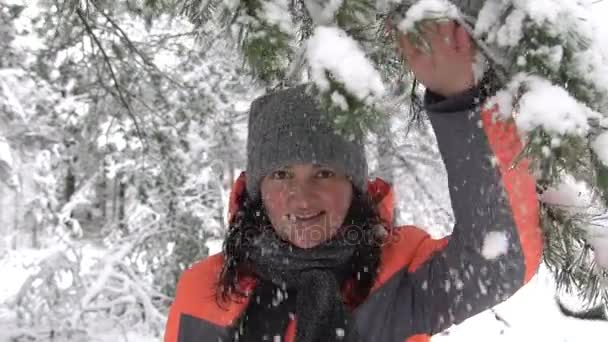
[231,228,361,342]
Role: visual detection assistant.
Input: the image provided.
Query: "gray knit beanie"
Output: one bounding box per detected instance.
[245,84,368,200]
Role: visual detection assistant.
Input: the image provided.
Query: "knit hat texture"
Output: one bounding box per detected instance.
[245,84,368,199]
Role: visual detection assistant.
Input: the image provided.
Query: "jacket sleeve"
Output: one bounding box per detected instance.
[164,267,194,342]
[163,255,239,342]
[398,87,543,335]
[164,292,181,342]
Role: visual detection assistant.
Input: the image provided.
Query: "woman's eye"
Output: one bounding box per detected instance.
[271,170,290,179]
[316,170,335,178]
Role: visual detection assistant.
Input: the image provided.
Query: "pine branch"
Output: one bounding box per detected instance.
[75,8,145,144]
[179,0,229,27]
[556,296,608,321]
[242,25,293,83]
[491,308,512,328]
[540,202,608,307]
[90,1,186,89]
[335,0,376,37]
[284,44,307,85]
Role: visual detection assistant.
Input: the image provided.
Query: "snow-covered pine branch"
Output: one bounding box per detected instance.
[179,0,395,135]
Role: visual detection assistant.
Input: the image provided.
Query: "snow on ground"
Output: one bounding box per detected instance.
[0,247,57,342]
[435,265,608,341]
[396,0,459,33]
[0,244,157,342]
[0,247,59,304]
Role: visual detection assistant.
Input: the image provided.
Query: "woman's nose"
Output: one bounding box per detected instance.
[286,182,315,209]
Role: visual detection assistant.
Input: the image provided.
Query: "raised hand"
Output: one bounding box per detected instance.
[396,20,477,97]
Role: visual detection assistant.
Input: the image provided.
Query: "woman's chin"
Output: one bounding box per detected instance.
[290,238,325,249]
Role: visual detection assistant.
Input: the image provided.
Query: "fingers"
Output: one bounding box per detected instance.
[418,20,476,60]
[454,24,473,54]
[438,20,457,47]
[397,33,421,60]
[421,20,455,53]
[420,20,439,43]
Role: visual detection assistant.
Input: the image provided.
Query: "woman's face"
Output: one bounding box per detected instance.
[260,163,353,249]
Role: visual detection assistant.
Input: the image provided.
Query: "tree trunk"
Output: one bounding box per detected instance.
[12,179,20,250]
[96,160,107,220]
[31,219,39,249]
[167,192,176,229]
[118,174,127,234]
[112,175,118,221]
[65,166,76,202]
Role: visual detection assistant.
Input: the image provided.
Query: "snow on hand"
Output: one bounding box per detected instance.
[396,0,459,33]
[306,26,385,105]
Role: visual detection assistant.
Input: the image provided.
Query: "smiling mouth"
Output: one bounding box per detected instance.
[286,211,326,224]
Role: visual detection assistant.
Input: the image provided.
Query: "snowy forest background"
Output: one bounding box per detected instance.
[1,0,608,341]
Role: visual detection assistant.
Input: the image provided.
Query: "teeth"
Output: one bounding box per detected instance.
[285,212,322,222]
[295,212,321,220]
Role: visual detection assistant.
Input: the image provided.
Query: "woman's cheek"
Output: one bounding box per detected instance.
[329,185,353,228]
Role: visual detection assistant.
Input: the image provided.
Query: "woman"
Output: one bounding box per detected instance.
[164,20,542,342]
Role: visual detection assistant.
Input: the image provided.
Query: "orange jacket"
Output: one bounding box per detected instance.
[165,96,543,342]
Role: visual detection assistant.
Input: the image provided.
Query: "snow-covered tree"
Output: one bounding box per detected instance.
[3,0,258,339]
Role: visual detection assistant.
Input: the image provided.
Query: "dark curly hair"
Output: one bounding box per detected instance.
[217,186,387,306]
